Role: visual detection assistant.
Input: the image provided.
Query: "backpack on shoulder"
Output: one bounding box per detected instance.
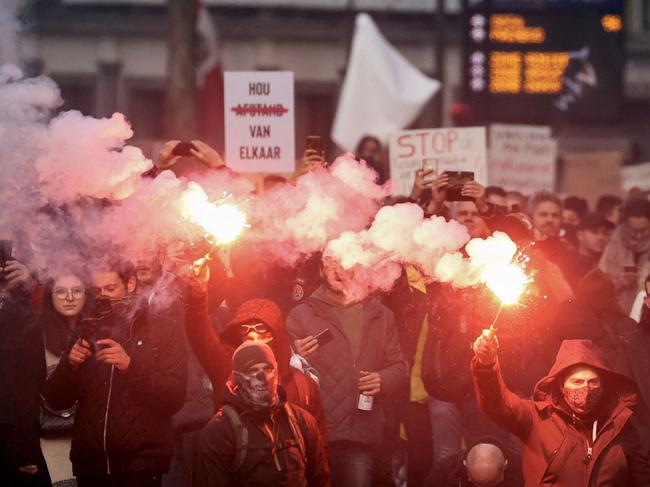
[221,402,307,471]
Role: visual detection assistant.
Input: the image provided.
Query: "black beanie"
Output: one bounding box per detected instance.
[232,341,277,374]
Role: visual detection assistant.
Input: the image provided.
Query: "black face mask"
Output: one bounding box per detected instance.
[562,386,603,415]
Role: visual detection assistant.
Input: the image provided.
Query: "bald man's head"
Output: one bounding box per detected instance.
[463,443,507,487]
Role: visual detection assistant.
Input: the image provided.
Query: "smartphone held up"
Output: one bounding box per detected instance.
[0,240,13,279]
[421,158,437,184]
[444,171,475,201]
[172,142,197,157]
[306,135,322,155]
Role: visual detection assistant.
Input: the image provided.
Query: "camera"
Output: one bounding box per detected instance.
[79,296,114,352]
[444,171,475,201]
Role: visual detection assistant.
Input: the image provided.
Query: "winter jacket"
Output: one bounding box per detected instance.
[286,295,407,446]
[422,283,549,402]
[0,292,46,468]
[43,298,187,476]
[197,385,330,487]
[599,227,650,314]
[382,269,431,366]
[629,319,650,448]
[472,339,650,487]
[184,295,327,439]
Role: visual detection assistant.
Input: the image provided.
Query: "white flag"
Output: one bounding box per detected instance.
[331,13,441,152]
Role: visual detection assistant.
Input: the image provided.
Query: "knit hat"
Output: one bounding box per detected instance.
[232,341,277,374]
[576,268,620,312]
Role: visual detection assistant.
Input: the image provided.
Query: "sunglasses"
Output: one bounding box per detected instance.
[240,323,270,335]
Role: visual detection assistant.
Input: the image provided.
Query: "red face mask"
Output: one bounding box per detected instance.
[562,385,603,415]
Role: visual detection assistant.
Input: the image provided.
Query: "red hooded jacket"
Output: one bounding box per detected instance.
[472,339,650,487]
[185,295,327,440]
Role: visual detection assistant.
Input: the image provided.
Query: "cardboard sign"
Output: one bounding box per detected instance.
[622,162,650,192]
[224,71,295,173]
[388,127,487,197]
[561,151,623,206]
[488,124,557,195]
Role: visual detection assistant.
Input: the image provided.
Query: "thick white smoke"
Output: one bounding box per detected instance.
[248,153,390,265]
[0,60,394,285]
[35,112,152,203]
[324,203,521,301]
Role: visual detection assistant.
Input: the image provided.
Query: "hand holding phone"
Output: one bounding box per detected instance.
[306,136,322,155]
[314,328,334,347]
[0,240,13,279]
[444,171,475,201]
[421,159,437,184]
[172,142,198,157]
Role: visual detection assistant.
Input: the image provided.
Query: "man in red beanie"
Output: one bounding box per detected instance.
[197,341,329,486]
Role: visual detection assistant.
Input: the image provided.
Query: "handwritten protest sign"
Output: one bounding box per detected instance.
[224,71,295,173]
[388,127,487,197]
[488,124,557,195]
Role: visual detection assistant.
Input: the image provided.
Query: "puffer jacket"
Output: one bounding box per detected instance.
[197,385,329,487]
[184,295,327,439]
[286,296,407,447]
[472,339,650,487]
[43,298,187,476]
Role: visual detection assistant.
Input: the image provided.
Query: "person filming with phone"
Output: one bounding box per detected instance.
[600,198,650,314]
[409,168,492,239]
[43,258,187,487]
[145,140,226,179]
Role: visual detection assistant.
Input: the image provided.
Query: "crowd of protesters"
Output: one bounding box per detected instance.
[2,136,650,487]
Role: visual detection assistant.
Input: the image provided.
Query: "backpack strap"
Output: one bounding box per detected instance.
[284,403,307,464]
[221,404,249,471]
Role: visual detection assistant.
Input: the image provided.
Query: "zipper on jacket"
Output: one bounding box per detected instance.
[103,365,115,474]
[101,312,138,474]
[583,420,598,465]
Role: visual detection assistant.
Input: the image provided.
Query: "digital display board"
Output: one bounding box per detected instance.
[465,0,624,123]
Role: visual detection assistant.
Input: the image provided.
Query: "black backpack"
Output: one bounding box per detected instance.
[221,402,307,471]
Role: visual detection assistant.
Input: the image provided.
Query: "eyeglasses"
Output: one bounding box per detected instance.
[240,323,270,335]
[53,287,85,300]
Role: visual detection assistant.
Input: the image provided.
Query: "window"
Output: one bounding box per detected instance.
[125,85,166,140]
[52,75,96,116]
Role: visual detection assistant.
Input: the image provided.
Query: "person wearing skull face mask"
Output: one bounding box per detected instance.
[43,259,187,486]
[183,265,328,441]
[197,341,329,487]
[471,335,650,486]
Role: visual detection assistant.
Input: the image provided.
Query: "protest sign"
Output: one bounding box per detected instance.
[388,127,487,197]
[622,162,650,192]
[488,124,557,195]
[224,71,295,173]
[561,151,623,206]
